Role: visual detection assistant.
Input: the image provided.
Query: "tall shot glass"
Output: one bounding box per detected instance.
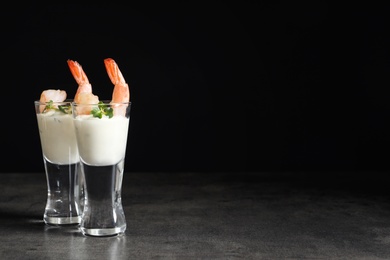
[72,101,131,237]
[34,100,82,225]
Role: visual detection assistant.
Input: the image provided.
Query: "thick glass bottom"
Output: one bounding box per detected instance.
[80,225,126,237]
[44,215,81,225]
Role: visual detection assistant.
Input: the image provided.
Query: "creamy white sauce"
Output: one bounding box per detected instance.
[73,115,129,166]
[36,112,79,164]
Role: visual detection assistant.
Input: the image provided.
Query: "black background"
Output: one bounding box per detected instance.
[1,3,390,174]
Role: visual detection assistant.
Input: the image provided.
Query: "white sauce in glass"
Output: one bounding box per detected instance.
[73,115,129,166]
[36,112,79,164]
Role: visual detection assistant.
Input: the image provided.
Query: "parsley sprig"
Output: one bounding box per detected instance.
[43,100,71,114]
[91,102,114,118]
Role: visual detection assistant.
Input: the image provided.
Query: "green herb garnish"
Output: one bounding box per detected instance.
[43,100,71,114]
[91,102,114,118]
[58,105,72,114]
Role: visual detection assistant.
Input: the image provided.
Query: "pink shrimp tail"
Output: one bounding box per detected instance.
[104,58,130,103]
[67,60,90,86]
[67,59,94,104]
[104,58,126,85]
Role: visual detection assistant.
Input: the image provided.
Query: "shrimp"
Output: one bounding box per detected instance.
[104,58,130,116]
[67,59,99,115]
[40,89,67,103]
[67,59,99,105]
[104,58,130,103]
[39,89,67,112]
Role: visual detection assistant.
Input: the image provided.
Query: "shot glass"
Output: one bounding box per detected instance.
[34,100,83,225]
[72,101,131,236]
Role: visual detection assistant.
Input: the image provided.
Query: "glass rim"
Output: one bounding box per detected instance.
[71,100,131,105]
[35,100,131,105]
[34,99,74,105]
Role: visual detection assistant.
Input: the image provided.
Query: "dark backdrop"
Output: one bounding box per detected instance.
[1,3,390,173]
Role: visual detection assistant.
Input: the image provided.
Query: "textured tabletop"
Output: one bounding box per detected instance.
[1,171,390,259]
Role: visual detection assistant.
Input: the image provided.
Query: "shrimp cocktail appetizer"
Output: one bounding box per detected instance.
[68,58,131,237]
[34,90,82,225]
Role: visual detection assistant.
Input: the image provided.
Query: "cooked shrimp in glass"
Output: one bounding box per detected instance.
[104,58,130,116]
[67,59,99,115]
[39,89,67,112]
[67,59,99,105]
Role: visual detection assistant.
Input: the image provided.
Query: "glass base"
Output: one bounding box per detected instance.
[44,215,81,225]
[80,225,126,237]
[43,161,82,226]
[80,161,127,237]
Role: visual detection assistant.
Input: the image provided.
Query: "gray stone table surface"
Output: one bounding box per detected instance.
[1,171,390,259]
